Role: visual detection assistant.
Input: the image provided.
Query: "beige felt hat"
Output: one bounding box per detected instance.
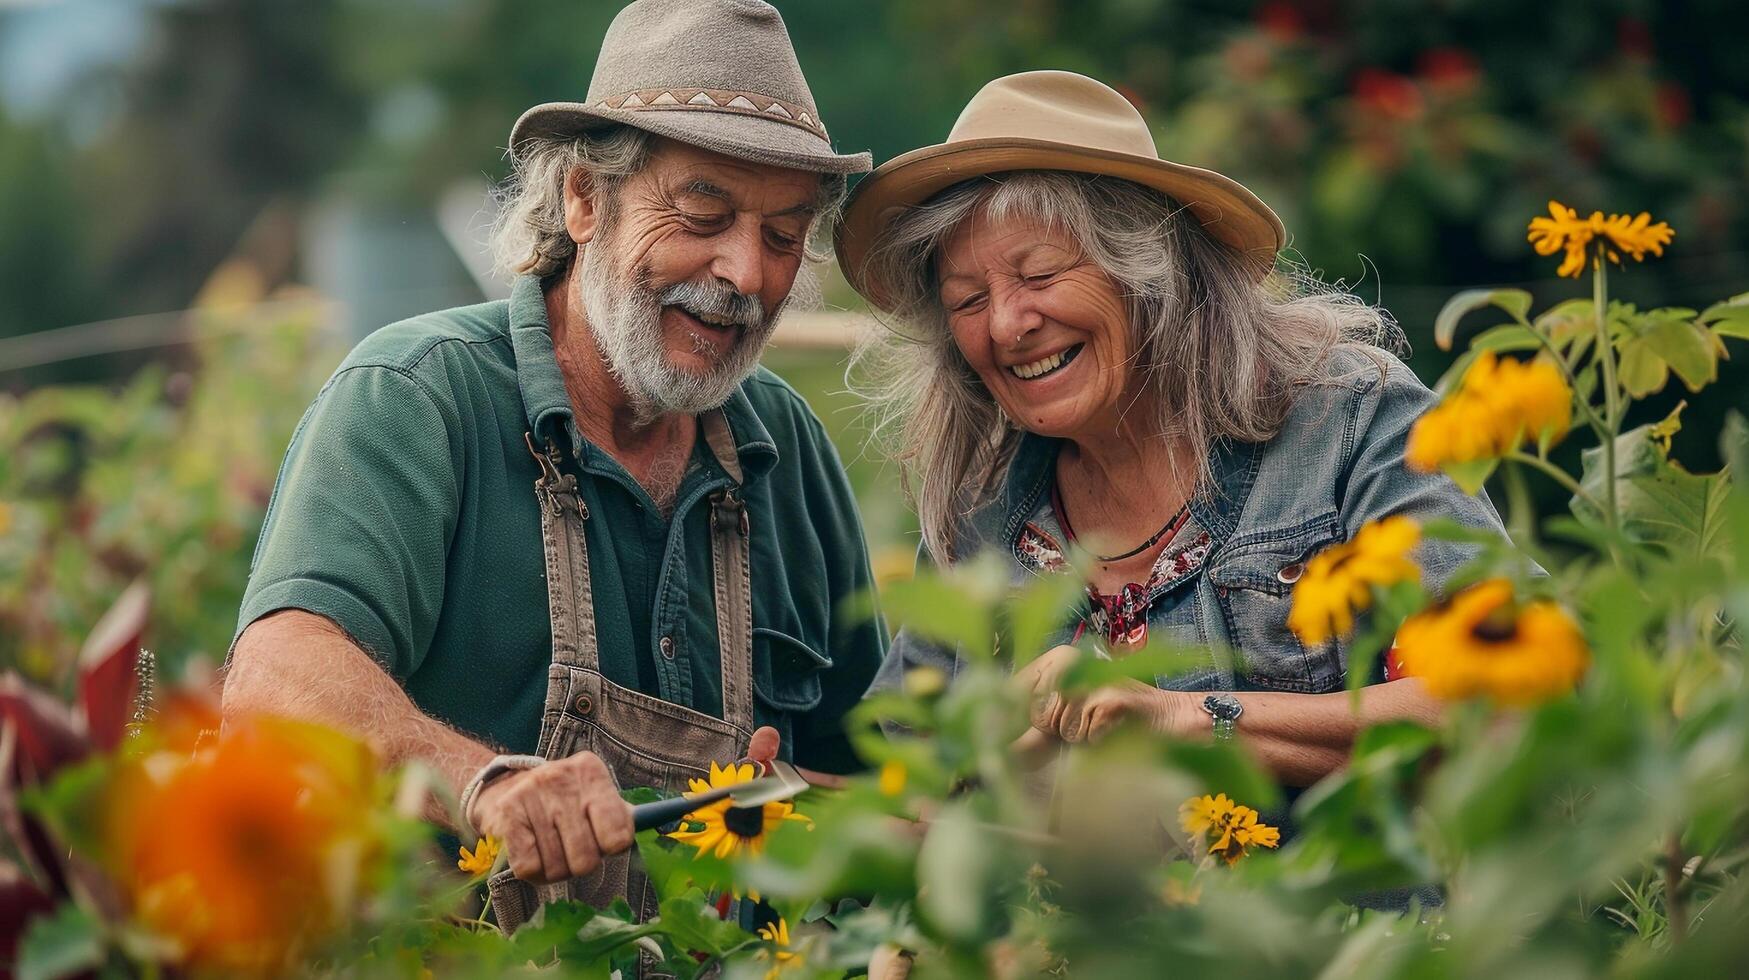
[836,70,1286,309]
[510,0,871,175]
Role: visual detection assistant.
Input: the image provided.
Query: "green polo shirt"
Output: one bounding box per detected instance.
[234,276,885,774]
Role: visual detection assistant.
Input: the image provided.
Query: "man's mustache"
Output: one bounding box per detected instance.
[658,279,766,332]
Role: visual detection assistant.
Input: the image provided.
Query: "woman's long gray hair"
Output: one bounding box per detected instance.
[850,171,1402,564]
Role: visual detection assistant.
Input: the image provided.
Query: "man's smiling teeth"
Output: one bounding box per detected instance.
[1009,344,1081,380]
[677,306,741,329]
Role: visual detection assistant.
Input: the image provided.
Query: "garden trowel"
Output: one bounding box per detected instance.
[630,759,810,832]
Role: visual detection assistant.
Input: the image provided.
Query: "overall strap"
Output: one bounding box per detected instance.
[525,430,599,676]
[700,410,756,733]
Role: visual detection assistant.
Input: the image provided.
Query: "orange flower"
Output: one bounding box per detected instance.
[1178,794,1281,866]
[1527,201,1674,278]
[1407,351,1572,472]
[104,710,379,973]
[1395,579,1588,705]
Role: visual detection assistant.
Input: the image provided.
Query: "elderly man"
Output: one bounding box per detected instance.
[223,0,882,928]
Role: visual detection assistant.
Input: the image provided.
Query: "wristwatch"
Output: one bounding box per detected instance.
[1201,694,1244,742]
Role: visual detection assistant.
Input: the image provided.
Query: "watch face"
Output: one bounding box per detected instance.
[1203,694,1243,721]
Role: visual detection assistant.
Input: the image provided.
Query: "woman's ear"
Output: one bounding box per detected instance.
[561,168,601,246]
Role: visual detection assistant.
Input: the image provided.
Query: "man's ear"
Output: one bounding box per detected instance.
[562,168,602,246]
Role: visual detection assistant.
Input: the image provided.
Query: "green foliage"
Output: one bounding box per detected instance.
[0,304,340,681]
[16,903,104,980]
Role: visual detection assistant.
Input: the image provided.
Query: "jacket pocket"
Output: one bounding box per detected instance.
[1207,528,1345,693]
[753,627,831,712]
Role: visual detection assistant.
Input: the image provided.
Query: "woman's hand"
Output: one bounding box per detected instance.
[1012,645,1192,746]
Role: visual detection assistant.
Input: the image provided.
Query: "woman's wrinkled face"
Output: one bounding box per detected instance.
[937,211,1136,440]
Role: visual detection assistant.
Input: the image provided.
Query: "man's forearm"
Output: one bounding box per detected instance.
[223,609,496,828]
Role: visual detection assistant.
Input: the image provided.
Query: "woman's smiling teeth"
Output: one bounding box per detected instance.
[1009,343,1084,380]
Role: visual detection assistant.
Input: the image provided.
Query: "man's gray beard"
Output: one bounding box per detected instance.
[577,238,783,424]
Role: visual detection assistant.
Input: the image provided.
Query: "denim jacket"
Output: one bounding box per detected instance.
[871,347,1509,695]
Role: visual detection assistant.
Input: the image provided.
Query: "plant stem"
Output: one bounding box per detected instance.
[1526,322,1610,438]
[1592,254,1621,532]
[1665,832,1687,944]
[1503,458,1536,547]
[1506,451,1603,513]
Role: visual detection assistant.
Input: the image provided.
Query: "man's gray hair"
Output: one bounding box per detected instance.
[490,126,850,282]
[850,171,1403,564]
[490,128,655,280]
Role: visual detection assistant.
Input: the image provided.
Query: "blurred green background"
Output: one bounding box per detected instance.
[2,0,1746,674]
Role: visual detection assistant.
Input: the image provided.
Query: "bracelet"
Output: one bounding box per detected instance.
[459,754,545,839]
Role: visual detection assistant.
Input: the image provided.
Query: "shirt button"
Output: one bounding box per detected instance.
[659,635,676,660]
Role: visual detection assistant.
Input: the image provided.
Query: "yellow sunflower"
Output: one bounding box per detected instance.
[1394,579,1588,705]
[1407,351,1572,472]
[667,761,813,861]
[757,917,801,977]
[457,836,501,877]
[878,759,908,797]
[1178,794,1280,866]
[1287,515,1422,646]
[1527,200,1674,278]
[1178,792,1235,837]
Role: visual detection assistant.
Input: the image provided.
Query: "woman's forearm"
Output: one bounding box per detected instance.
[1169,678,1442,786]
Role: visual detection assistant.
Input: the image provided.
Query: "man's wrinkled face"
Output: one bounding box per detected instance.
[571,138,819,418]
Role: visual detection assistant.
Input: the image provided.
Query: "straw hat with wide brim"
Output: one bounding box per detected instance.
[510,0,870,176]
[836,70,1286,310]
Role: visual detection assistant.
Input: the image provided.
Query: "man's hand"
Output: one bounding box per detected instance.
[1013,645,1191,747]
[473,752,634,885]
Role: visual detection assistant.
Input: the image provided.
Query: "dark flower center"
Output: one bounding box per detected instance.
[1470,606,1520,643]
[723,804,765,839]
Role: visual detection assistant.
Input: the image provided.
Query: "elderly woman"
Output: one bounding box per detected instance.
[837,71,1508,787]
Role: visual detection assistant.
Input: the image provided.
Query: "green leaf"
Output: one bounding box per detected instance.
[1467,324,1541,353]
[1534,298,1596,347]
[875,564,1004,660]
[1002,569,1087,669]
[914,802,1003,945]
[1055,642,1216,693]
[1575,405,1731,558]
[565,909,661,963]
[17,902,104,980]
[1157,738,1281,813]
[1615,335,1670,398]
[1638,316,1717,392]
[510,901,599,961]
[1434,288,1533,350]
[18,759,111,858]
[635,827,736,902]
[653,891,754,957]
[1699,291,1749,339]
[1440,457,1498,495]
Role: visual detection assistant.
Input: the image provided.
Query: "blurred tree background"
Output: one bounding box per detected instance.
[2,0,1747,671]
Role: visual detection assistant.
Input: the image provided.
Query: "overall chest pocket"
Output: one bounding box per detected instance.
[753,627,830,713]
[1207,527,1346,694]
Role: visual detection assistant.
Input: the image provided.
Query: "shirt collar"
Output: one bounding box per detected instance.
[507,274,779,483]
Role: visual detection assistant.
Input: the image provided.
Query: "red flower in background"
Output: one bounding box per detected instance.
[1655,82,1691,130]
[1254,1,1305,42]
[1418,47,1481,96]
[1617,17,1654,61]
[1352,68,1424,122]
